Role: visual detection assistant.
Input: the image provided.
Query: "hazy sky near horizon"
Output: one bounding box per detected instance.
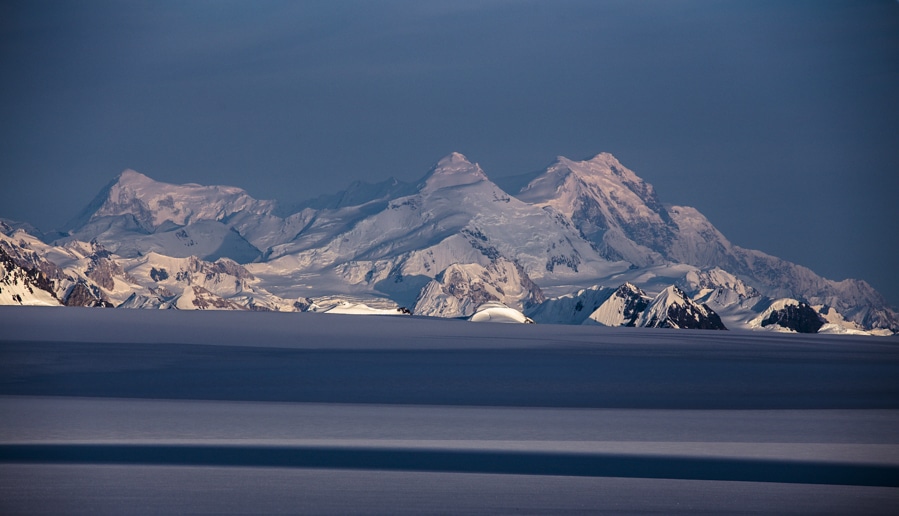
[2,0,898,307]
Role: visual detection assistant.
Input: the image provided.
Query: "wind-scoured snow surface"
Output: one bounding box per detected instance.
[2,307,898,514]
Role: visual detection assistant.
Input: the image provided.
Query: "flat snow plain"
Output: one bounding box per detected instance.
[1,306,898,514]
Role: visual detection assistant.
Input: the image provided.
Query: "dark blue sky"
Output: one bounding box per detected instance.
[2,1,898,307]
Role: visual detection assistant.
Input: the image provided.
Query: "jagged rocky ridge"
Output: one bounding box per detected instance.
[2,153,895,334]
[1,222,297,311]
[529,282,726,330]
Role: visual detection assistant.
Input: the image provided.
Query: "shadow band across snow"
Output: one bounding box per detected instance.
[2,444,898,487]
[3,340,899,409]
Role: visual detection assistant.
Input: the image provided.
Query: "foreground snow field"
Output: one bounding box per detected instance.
[1,307,898,514]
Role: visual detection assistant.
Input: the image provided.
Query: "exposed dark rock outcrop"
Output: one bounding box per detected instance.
[761,302,825,334]
[64,281,113,307]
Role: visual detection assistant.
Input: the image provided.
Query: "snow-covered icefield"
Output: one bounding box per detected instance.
[2,307,898,514]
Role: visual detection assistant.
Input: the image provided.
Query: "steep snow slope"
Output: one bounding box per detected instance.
[664,205,741,268]
[585,283,652,327]
[525,285,614,325]
[0,248,60,306]
[517,153,673,266]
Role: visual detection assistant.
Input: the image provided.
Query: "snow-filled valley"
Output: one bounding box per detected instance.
[1,306,898,513]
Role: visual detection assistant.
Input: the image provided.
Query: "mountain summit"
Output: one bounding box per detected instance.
[59,171,282,262]
[518,154,675,265]
[89,170,276,232]
[419,152,489,192]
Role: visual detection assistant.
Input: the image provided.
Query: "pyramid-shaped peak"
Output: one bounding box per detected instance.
[116,169,156,185]
[520,152,646,203]
[587,152,623,165]
[437,152,473,167]
[639,284,727,330]
[658,284,687,300]
[526,152,659,210]
[552,152,638,180]
[70,168,275,233]
[617,282,647,295]
[420,152,488,191]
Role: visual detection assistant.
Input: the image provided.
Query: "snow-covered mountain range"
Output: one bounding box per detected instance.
[2,152,895,335]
